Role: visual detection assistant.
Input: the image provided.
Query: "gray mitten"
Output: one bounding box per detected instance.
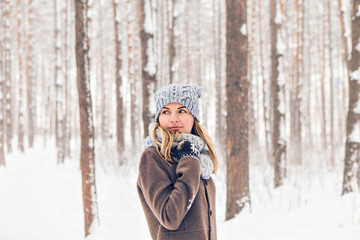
[171,140,200,162]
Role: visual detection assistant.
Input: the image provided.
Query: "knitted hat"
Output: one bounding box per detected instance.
[155,83,202,122]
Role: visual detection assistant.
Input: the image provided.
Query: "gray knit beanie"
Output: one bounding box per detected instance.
[155,83,202,122]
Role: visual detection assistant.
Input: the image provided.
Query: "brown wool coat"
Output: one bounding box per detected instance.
[137,148,217,240]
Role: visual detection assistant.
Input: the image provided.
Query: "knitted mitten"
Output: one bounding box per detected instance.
[171,140,200,161]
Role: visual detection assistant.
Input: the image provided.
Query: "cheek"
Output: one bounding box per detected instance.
[158,116,167,128]
[183,117,194,131]
[159,115,170,128]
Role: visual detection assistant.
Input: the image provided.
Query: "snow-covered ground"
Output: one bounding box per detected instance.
[0,141,359,240]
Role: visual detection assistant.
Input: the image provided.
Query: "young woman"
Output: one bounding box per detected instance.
[137,83,218,240]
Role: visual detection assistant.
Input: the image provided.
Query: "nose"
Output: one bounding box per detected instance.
[170,113,179,123]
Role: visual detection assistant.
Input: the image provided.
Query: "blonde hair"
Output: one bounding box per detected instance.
[150,121,218,174]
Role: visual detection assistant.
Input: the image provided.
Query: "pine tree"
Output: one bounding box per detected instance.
[139,0,156,139]
[74,0,99,236]
[112,0,125,164]
[342,0,360,195]
[225,0,250,221]
[270,0,287,188]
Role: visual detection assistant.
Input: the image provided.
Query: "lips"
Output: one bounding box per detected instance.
[169,126,182,131]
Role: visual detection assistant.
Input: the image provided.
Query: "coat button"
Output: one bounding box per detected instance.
[209,210,212,216]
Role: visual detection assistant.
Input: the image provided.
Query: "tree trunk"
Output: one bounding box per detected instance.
[342,0,360,195]
[292,0,303,165]
[139,0,156,139]
[98,1,108,143]
[0,0,7,166]
[54,0,65,164]
[44,58,51,147]
[248,0,258,149]
[337,0,349,71]
[4,0,12,154]
[27,0,35,148]
[195,0,202,88]
[99,48,107,142]
[303,2,313,150]
[132,17,141,148]
[270,0,287,188]
[259,0,271,160]
[213,0,224,148]
[17,0,25,152]
[112,0,125,163]
[4,0,12,153]
[185,1,190,83]
[126,0,137,148]
[225,0,250,221]
[168,0,175,83]
[64,0,71,157]
[74,0,99,236]
[327,0,335,167]
[320,10,327,149]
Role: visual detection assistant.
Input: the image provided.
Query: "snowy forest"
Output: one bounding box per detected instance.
[0,0,360,239]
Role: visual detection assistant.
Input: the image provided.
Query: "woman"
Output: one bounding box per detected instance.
[137,83,218,240]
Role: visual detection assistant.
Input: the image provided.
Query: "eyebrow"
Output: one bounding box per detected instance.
[162,106,186,110]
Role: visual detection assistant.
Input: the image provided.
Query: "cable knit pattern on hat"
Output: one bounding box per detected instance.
[155,83,202,122]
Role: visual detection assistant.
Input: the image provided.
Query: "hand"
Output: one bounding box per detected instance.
[171,140,200,161]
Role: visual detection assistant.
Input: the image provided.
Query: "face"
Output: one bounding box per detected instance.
[159,102,195,134]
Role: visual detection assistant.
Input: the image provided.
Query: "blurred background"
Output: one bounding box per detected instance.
[0,0,359,239]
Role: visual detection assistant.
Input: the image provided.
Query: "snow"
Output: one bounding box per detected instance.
[278,85,285,114]
[88,218,100,236]
[89,137,94,149]
[144,39,156,76]
[149,82,156,114]
[0,139,359,240]
[279,116,286,143]
[240,24,247,36]
[351,67,360,82]
[275,1,282,25]
[276,32,285,55]
[354,98,360,114]
[348,120,360,143]
[356,42,360,53]
[0,144,83,239]
[219,195,360,240]
[340,0,346,12]
[143,0,154,34]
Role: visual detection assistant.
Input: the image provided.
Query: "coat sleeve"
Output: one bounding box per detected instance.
[138,149,201,230]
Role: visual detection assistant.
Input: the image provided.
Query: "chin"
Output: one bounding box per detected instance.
[170,130,182,135]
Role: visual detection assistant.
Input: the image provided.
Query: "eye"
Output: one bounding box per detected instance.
[179,109,187,113]
[161,110,169,114]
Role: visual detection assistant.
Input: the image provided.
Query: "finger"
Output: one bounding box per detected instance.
[177,140,185,149]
